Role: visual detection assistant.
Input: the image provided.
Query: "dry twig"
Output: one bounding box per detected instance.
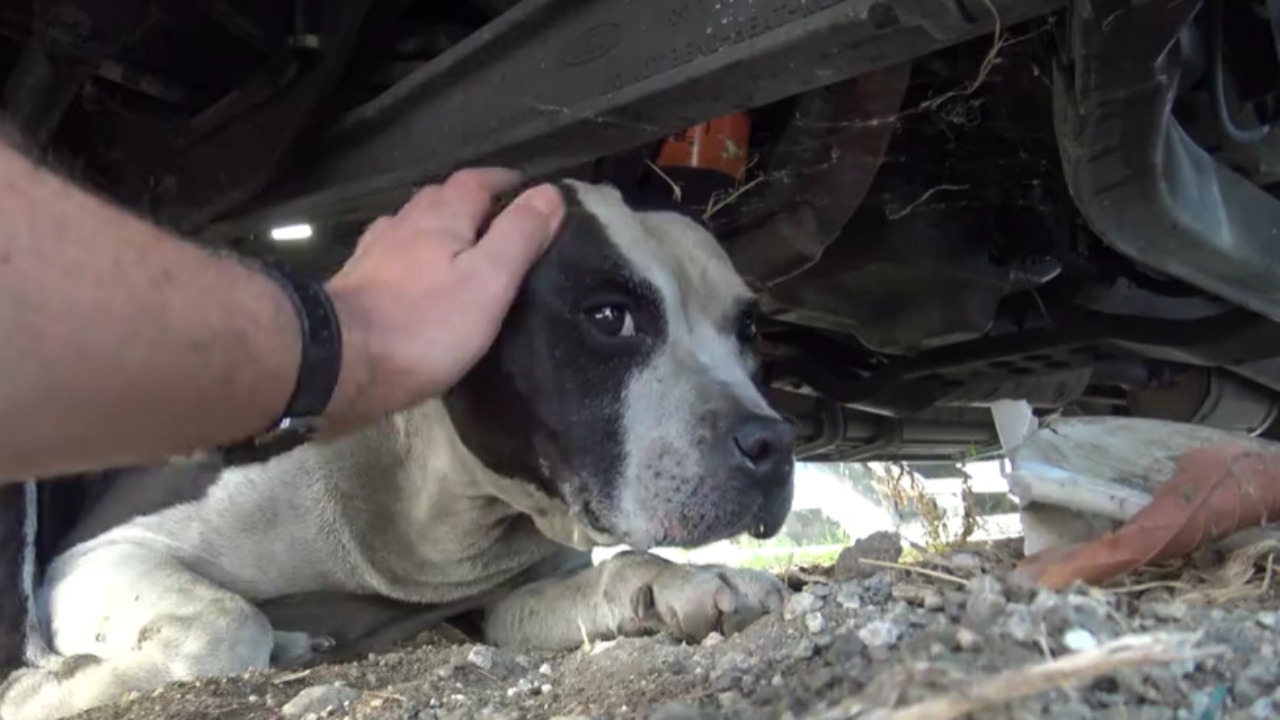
[644,160,682,202]
[807,632,1210,720]
[703,175,765,219]
[852,558,969,587]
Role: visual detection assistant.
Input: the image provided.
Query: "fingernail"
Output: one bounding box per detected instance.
[515,184,566,227]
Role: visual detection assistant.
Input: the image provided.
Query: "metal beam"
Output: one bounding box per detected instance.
[202,0,1064,240]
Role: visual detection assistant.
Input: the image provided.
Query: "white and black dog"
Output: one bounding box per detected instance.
[1,180,796,720]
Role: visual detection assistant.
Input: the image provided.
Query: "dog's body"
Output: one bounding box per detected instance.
[1,181,797,720]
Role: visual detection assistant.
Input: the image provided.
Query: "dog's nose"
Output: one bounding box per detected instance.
[731,414,796,478]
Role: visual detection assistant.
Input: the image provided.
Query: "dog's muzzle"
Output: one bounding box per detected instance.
[725,412,796,538]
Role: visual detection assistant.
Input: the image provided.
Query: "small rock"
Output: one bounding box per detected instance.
[538,663,554,676]
[805,612,828,634]
[791,638,817,659]
[857,620,901,649]
[713,650,750,679]
[771,673,785,687]
[825,633,866,664]
[1141,601,1188,622]
[785,591,824,619]
[964,575,1008,628]
[955,627,983,651]
[922,590,945,612]
[1251,698,1276,720]
[649,700,711,720]
[947,552,984,572]
[702,631,725,647]
[860,572,895,604]
[1003,604,1039,644]
[1062,627,1099,652]
[833,532,903,582]
[1255,611,1280,630]
[467,645,496,671]
[808,583,833,598]
[281,684,362,719]
[835,584,862,610]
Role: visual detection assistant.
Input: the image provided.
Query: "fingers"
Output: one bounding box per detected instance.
[461,183,565,294]
[397,168,524,245]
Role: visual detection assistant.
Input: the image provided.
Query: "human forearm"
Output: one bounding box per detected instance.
[0,143,333,479]
[0,144,563,482]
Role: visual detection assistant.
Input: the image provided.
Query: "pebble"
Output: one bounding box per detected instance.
[785,591,824,620]
[702,632,725,647]
[1003,604,1039,644]
[1062,627,1099,652]
[964,575,1008,628]
[825,632,866,664]
[1255,611,1280,630]
[860,572,894,604]
[808,582,833,598]
[856,620,901,649]
[467,645,496,671]
[1251,698,1276,720]
[833,531,903,581]
[538,663,554,676]
[1140,601,1188,622]
[835,584,862,610]
[947,552,984,572]
[791,638,817,659]
[922,590,945,612]
[281,684,362,719]
[805,612,828,634]
[649,702,711,720]
[955,627,983,651]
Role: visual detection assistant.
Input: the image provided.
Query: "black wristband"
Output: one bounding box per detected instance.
[218,260,343,466]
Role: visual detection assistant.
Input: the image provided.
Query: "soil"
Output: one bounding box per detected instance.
[74,537,1280,720]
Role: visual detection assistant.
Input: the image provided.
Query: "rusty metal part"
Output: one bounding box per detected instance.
[656,112,752,181]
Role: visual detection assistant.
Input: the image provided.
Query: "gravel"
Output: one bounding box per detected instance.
[69,537,1280,720]
[281,684,362,718]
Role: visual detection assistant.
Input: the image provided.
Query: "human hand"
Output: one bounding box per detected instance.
[323,167,564,429]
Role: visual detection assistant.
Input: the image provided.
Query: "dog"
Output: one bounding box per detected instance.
[0,180,797,720]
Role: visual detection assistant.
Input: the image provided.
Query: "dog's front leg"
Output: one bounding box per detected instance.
[482,550,788,651]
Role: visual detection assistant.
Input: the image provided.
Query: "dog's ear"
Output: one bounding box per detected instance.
[442,180,625,499]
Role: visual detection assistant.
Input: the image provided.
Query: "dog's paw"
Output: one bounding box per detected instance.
[642,565,789,642]
[270,631,335,668]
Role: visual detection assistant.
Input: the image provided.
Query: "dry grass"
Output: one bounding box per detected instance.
[1178,537,1280,605]
[875,464,986,553]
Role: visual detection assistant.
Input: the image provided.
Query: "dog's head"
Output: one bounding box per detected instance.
[445,180,795,550]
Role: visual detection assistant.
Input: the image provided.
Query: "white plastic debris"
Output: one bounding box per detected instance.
[992,408,1280,557]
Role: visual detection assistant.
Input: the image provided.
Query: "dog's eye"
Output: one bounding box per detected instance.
[737,310,759,344]
[586,304,635,337]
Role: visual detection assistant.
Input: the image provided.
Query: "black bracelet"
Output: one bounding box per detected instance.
[218,260,343,466]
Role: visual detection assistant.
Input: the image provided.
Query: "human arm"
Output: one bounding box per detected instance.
[0,143,563,481]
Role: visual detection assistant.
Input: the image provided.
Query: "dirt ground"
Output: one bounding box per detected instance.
[73,536,1280,720]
